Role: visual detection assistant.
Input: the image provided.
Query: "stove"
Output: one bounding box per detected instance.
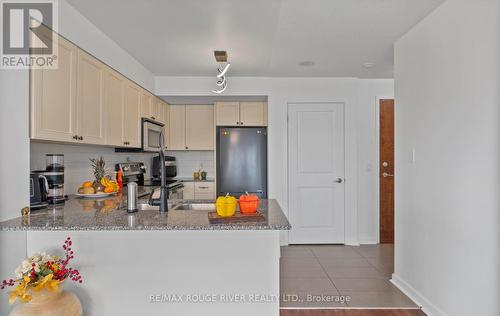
[116,162,184,198]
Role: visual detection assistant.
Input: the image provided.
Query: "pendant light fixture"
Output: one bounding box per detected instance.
[212,51,230,94]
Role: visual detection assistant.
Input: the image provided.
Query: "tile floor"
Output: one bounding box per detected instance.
[280,244,418,309]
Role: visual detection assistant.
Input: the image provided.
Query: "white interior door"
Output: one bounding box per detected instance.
[288,103,345,244]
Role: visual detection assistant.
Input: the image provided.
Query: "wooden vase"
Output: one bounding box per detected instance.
[9,288,82,316]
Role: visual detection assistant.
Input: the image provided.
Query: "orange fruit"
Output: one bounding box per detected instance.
[103,186,115,193]
[82,181,93,188]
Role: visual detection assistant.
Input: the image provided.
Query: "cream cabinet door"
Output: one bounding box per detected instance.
[150,99,161,121]
[182,182,195,200]
[76,50,105,144]
[103,69,125,146]
[123,83,141,148]
[140,90,152,119]
[30,36,78,142]
[185,105,214,150]
[194,182,216,200]
[161,101,170,148]
[168,105,186,150]
[155,99,166,125]
[215,102,239,126]
[240,102,267,126]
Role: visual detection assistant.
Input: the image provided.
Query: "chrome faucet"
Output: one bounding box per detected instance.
[149,130,169,212]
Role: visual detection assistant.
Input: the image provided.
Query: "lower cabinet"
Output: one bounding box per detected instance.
[182,181,215,200]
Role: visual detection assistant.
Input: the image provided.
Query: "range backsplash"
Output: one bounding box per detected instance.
[30,142,215,194]
[165,150,215,179]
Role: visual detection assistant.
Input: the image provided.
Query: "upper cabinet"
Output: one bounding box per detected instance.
[103,68,125,147]
[215,102,239,126]
[30,36,78,142]
[140,90,153,120]
[215,102,267,126]
[168,105,187,150]
[169,105,214,150]
[123,82,141,148]
[75,50,105,144]
[186,105,215,150]
[31,29,152,149]
[240,102,267,126]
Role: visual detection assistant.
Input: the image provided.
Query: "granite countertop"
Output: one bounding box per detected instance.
[0,189,290,231]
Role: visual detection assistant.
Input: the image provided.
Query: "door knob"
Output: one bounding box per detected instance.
[333,178,344,183]
[382,161,389,167]
[382,172,394,178]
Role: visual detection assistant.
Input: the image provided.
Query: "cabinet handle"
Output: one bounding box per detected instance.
[78,136,83,140]
[199,186,209,189]
[185,146,188,150]
[240,122,244,125]
[73,135,78,140]
[151,116,155,120]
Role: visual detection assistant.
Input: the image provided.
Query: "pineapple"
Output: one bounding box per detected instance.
[89,156,108,192]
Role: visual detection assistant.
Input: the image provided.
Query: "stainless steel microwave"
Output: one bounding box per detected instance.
[142,118,164,152]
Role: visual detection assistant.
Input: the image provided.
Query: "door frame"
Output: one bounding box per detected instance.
[375,96,395,244]
[286,97,358,245]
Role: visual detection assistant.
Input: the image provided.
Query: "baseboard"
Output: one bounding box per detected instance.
[358,237,378,244]
[391,274,447,316]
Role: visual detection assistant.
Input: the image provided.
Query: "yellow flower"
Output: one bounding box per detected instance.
[8,283,32,304]
[8,291,18,304]
[23,276,30,284]
[52,263,60,272]
[33,274,59,292]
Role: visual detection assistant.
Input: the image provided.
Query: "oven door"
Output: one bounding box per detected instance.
[142,119,165,152]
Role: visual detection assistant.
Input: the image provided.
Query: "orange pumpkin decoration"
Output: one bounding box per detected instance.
[239,193,259,214]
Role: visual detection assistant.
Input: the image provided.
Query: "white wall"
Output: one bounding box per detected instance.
[58,0,154,90]
[155,77,394,244]
[393,0,500,315]
[0,68,29,315]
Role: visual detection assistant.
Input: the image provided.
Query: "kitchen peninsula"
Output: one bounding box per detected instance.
[0,196,290,316]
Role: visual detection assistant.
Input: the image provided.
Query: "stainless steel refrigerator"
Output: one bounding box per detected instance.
[216,127,267,198]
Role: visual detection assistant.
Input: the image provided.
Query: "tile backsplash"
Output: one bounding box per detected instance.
[166,150,215,178]
[30,142,156,194]
[30,142,215,194]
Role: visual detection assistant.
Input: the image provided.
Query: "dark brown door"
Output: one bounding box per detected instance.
[379,99,394,244]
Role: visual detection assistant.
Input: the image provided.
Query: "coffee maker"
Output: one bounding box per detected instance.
[30,172,49,209]
[33,154,66,204]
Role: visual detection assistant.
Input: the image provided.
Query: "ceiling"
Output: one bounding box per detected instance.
[66,0,443,78]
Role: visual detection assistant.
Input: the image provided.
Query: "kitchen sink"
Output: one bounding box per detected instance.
[134,202,215,212]
[170,203,215,211]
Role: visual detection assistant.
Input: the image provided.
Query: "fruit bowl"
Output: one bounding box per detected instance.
[75,192,117,199]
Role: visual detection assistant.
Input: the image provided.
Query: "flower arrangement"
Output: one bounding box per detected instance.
[1,237,83,304]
